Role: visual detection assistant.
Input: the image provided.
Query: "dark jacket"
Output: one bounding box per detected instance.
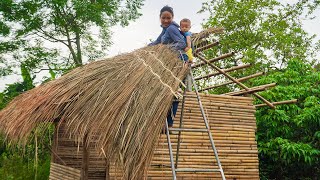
[149,21,187,51]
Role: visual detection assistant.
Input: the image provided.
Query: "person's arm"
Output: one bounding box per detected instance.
[148,29,165,46]
[185,36,192,52]
[166,26,186,51]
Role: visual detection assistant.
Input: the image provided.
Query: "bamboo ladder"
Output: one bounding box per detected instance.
[165,67,226,180]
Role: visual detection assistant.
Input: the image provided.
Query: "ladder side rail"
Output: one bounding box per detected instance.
[175,86,187,169]
[189,68,226,180]
[165,117,177,180]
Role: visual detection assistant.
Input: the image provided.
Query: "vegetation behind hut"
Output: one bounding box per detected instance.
[201,0,320,179]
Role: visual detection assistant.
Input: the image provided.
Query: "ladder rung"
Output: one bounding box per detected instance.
[175,168,221,172]
[183,94,196,98]
[168,128,208,132]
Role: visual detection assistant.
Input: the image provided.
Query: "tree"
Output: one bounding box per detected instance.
[200,0,318,71]
[254,59,320,179]
[0,1,145,178]
[200,0,320,179]
[0,0,144,83]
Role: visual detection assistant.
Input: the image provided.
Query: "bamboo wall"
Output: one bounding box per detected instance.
[51,123,107,179]
[50,92,259,179]
[142,92,259,179]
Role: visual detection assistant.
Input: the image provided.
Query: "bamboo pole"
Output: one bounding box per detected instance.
[199,72,264,91]
[255,99,297,107]
[194,42,219,53]
[223,83,277,96]
[192,52,235,68]
[194,64,252,80]
[193,40,210,49]
[195,53,275,108]
[81,134,89,180]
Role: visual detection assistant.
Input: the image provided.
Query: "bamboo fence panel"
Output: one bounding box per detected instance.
[49,162,81,180]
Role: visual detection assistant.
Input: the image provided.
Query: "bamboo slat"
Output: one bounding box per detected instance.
[199,72,264,92]
[255,99,298,107]
[194,42,220,53]
[194,64,251,80]
[192,52,235,68]
[49,162,81,180]
[223,83,277,96]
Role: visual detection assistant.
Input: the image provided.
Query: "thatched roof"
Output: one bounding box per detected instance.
[0,45,188,179]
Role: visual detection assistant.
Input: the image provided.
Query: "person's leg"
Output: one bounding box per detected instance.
[185,73,192,91]
[178,51,189,62]
[167,100,179,127]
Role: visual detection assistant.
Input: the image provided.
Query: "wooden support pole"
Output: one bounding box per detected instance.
[81,134,89,180]
[194,42,219,53]
[192,52,235,68]
[199,72,264,92]
[49,146,67,166]
[193,40,210,49]
[194,64,251,80]
[255,99,298,108]
[52,122,59,164]
[223,83,276,96]
[105,162,110,180]
[195,53,275,108]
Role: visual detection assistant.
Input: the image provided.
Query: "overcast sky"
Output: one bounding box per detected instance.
[0,0,319,91]
[107,0,209,57]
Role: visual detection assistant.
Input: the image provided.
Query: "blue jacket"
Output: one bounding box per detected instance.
[149,21,187,51]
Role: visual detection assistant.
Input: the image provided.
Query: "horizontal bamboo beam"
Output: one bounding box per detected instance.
[195,53,275,108]
[194,41,219,53]
[193,39,210,49]
[192,52,235,68]
[223,83,276,96]
[255,99,297,108]
[199,72,264,92]
[194,64,252,80]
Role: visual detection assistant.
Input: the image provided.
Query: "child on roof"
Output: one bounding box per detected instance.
[180,18,194,63]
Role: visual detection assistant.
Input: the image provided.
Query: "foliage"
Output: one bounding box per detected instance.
[256,59,320,179]
[0,0,144,85]
[201,0,320,179]
[0,129,53,180]
[200,0,319,77]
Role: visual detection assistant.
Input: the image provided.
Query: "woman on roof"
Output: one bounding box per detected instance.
[149,5,187,131]
[149,5,188,61]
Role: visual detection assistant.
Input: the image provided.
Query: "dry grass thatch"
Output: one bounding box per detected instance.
[0,45,188,179]
[192,27,224,42]
[192,27,224,49]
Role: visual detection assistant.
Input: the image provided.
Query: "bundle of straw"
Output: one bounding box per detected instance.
[0,45,188,179]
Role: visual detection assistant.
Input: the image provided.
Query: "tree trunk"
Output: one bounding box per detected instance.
[75,30,82,66]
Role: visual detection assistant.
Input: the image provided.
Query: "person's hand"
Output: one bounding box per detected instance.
[184,61,189,67]
[184,47,190,52]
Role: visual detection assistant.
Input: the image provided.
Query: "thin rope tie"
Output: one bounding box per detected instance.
[133,52,179,98]
[143,50,186,88]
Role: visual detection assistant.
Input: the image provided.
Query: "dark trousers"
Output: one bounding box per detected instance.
[167,100,179,126]
[166,53,187,126]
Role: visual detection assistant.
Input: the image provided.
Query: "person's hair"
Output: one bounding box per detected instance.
[160,5,174,17]
[180,18,191,24]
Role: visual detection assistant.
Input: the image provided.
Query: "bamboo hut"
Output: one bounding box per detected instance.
[0,28,295,179]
